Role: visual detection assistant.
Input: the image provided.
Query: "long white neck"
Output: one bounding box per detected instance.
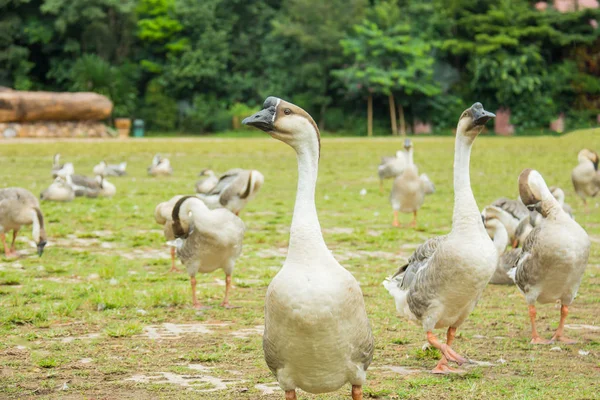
[491,223,508,255]
[287,135,327,261]
[539,184,562,219]
[452,134,483,232]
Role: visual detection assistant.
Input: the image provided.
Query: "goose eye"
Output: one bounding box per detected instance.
[284,108,291,115]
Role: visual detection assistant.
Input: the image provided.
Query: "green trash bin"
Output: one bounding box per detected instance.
[133,119,145,137]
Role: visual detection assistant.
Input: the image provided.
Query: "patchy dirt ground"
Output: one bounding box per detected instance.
[1,132,600,399]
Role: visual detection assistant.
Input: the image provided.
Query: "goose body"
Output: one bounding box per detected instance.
[93,161,127,177]
[195,169,219,194]
[197,169,264,215]
[571,149,600,211]
[509,169,590,344]
[390,139,434,227]
[384,103,497,373]
[68,175,115,198]
[0,188,47,257]
[40,177,75,202]
[169,196,245,308]
[148,154,173,176]
[243,97,373,399]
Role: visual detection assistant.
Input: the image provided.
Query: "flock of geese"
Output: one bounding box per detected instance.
[0,96,597,399]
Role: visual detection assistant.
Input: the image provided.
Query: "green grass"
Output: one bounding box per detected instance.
[0,128,599,399]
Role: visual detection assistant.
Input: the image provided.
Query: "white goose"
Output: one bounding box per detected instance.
[383,103,497,374]
[483,216,520,285]
[147,154,173,176]
[155,195,184,273]
[195,169,219,194]
[243,97,373,400]
[508,169,590,344]
[93,160,127,177]
[196,168,264,215]
[389,139,435,227]
[169,196,245,309]
[571,149,600,212]
[40,177,75,202]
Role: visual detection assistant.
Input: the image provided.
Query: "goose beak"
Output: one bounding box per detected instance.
[37,241,47,257]
[243,108,275,132]
[403,139,412,149]
[470,103,495,126]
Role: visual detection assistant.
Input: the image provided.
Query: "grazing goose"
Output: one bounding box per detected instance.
[169,196,245,309]
[147,154,173,176]
[93,160,127,177]
[483,216,520,285]
[378,149,407,193]
[40,177,75,202]
[0,188,47,257]
[197,168,264,215]
[383,103,497,374]
[508,169,590,344]
[390,139,435,227]
[243,97,374,399]
[154,195,184,273]
[571,149,600,212]
[195,169,219,194]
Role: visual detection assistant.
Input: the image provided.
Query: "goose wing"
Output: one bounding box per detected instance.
[392,234,448,290]
[491,197,529,220]
[509,225,541,291]
[207,169,244,196]
[419,173,436,195]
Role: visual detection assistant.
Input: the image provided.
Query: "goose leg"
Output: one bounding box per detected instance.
[432,327,462,374]
[409,211,417,228]
[190,276,208,310]
[550,304,577,344]
[392,211,400,227]
[427,331,467,367]
[9,228,19,256]
[168,247,180,272]
[221,274,239,309]
[285,390,296,399]
[352,385,362,400]
[1,233,11,256]
[529,305,550,344]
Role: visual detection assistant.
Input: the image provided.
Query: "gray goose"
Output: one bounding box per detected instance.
[195,169,219,194]
[384,103,497,374]
[0,188,47,257]
[169,196,245,309]
[509,169,590,344]
[196,168,264,215]
[571,149,600,212]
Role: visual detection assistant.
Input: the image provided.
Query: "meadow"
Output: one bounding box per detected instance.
[0,129,599,399]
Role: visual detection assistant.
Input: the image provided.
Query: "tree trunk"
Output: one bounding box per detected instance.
[388,93,397,135]
[398,103,406,136]
[367,93,373,137]
[0,90,113,122]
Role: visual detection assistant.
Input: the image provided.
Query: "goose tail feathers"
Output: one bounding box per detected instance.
[383,277,416,321]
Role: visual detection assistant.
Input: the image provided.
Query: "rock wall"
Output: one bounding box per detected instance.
[0,121,114,139]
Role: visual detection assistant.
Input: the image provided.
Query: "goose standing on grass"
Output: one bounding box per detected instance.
[383,103,496,374]
[195,169,219,194]
[378,149,407,193]
[40,177,75,202]
[93,160,127,177]
[483,216,520,285]
[168,196,245,309]
[243,97,373,400]
[508,169,590,344]
[196,168,264,215]
[0,188,47,257]
[147,154,173,176]
[154,195,184,273]
[389,139,435,228]
[571,149,600,212]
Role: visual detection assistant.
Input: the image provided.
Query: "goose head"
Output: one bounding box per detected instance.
[31,208,47,257]
[456,103,495,140]
[403,139,412,151]
[198,169,215,177]
[242,97,320,153]
[577,149,598,170]
[519,169,550,215]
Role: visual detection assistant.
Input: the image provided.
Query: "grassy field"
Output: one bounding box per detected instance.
[0,129,599,399]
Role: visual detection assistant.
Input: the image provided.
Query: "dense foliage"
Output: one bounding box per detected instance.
[1,0,598,134]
